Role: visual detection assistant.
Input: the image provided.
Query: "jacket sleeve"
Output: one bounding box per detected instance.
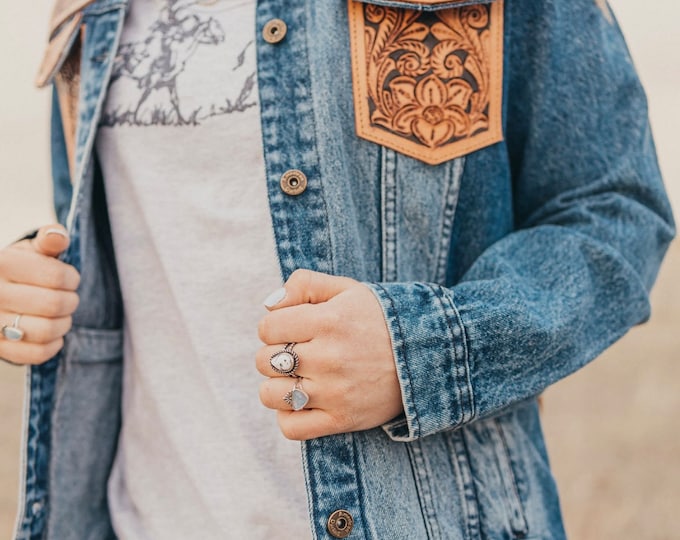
[368,0,676,442]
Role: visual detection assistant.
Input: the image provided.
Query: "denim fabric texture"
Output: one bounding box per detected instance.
[14,0,675,539]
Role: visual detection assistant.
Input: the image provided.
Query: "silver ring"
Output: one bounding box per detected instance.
[1,314,25,342]
[269,343,299,377]
[283,378,309,411]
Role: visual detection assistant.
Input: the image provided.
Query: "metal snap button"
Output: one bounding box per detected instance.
[327,509,353,538]
[280,169,307,196]
[263,19,287,44]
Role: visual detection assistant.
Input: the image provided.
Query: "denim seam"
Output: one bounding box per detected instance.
[434,157,464,284]
[429,284,473,428]
[380,148,398,282]
[374,282,421,439]
[304,3,336,276]
[351,434,374,540]
[67,9,126,231]
[454,430,482,540]
[437,285,475,424]
[494,418,530,536]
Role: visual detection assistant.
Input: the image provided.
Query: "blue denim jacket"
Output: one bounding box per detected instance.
[14,0,675,539]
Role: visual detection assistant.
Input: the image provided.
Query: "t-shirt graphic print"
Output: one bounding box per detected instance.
[102,0,257,127]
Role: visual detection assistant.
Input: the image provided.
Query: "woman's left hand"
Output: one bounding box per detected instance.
[256,269,403,440]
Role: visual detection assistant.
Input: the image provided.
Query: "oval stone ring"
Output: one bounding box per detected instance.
[2,314,25,342]
[269,343,299,377]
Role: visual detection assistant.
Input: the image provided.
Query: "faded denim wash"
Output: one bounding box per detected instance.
[14,0,675,539]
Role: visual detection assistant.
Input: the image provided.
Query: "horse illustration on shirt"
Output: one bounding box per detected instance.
[108,0,227,125]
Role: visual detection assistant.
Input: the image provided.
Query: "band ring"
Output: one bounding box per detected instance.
[283,378,310,411]
[269,343,299,377]
[1,314,25,342]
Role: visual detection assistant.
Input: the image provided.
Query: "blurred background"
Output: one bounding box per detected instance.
[0,1,678,538]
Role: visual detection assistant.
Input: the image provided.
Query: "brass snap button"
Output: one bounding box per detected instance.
[327,509,353,538]
[263,19,287,44]
[280,169,307,196]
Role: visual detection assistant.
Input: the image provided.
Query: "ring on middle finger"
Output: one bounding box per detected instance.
[269,343,299,377]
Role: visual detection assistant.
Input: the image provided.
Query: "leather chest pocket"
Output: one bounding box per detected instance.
[347,0,504,165]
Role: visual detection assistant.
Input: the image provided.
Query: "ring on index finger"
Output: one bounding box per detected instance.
[269,343,299,377]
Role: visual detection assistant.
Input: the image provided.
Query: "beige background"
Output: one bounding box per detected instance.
[1,1,678,538]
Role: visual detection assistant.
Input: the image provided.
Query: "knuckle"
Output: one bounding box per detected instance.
[318,306,341,335]
[331,412,356,434]
[44,293,67,317]
[257,317,268,342]
[258,382,270,407]
[280,422,305,441]
[44,266,69,289]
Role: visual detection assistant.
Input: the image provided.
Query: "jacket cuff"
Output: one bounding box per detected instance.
[10,230,39,246]
[366,282,474,442]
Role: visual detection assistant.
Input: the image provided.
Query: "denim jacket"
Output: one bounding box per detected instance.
[14,0,675,539]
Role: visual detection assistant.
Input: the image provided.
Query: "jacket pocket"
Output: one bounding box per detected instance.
[47,326,123,539]
[347,0,504,165]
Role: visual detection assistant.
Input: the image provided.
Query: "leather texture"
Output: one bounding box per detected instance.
[348,0,503,164]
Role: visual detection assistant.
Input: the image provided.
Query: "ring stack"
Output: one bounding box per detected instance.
[269,343,299,377]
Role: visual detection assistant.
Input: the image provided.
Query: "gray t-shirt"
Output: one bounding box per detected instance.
[95,1,310,538]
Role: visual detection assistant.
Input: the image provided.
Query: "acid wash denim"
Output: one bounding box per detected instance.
[13,0,675,539]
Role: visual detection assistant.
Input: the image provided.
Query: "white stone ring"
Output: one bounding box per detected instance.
[269,343,300,377]
[283,378,310,411]
[1,314,25,342]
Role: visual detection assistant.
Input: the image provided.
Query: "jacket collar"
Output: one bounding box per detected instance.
[49,0,97,37]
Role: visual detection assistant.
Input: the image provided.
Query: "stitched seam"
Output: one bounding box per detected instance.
[434,157,464,283]
[429,284,465,428]
[304,2,336,276]
[494,418,530,535]
[351,434,374,539]
[374,283,421,438]
[443,285,475,423]
[459,431,482,540]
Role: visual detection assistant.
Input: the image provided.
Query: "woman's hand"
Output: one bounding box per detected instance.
[256,269,403,440]
[0,225,80,365]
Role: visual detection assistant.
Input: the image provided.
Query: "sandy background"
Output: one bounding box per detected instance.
[0,1,678,538]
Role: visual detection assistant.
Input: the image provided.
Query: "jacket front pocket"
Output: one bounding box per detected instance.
[348,0,504,165]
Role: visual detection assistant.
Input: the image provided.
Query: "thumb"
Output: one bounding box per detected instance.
[31,224,70,258]
[263,269,357,310]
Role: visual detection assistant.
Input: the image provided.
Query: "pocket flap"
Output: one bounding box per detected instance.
[356,0,497,10]
[348,0,504,165]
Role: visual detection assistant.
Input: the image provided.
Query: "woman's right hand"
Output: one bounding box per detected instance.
[0,224,80,365]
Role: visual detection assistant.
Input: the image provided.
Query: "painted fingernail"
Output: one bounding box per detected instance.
[45,228,68,239]
[263,287,286,308]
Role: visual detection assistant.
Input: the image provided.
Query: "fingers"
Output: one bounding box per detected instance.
[31,225,70,258]
[259,377,318,410]
[0,312,72,344]
[263,269,357,311]
[276,409,357,441]
[255,340,345,379]
[0,248,80,290]
[0,282,79,318]
[258,303,323,345]
[0,337,65,366]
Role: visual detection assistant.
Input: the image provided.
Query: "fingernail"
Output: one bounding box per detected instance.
[263,287,286,308]
[45,228,68,239]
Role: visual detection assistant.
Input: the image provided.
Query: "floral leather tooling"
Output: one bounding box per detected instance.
[348,0,504,164]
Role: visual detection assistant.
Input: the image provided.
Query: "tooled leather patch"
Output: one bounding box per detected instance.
[348,0,504,165]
